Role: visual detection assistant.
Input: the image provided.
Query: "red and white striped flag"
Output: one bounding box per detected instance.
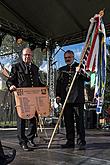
[81,10,106,113]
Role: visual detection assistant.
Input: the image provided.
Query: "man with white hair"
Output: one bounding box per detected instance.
[6,47,44,151]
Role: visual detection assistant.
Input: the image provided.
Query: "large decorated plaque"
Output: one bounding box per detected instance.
[14,87,50,119]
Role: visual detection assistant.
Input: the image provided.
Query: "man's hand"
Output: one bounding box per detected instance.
[9,85,17,92]
[76,66,80,72]
[56,96,61,104]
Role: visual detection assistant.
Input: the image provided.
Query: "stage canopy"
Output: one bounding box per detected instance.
[0,0,110,47]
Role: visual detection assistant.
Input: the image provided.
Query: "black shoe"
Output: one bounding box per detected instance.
[28,140,37,147]
[78,143,86,150]
[61,141,75,148]
[1,149,16,165]
[21,143,29,151]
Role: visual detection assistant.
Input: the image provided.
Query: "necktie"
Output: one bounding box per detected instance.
[25,64,30,74]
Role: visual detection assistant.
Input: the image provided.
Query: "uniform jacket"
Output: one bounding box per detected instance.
[6,60,44,89]
[56,62,90,105]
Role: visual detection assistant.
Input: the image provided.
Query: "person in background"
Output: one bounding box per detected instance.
[6,47,44,151]
[56,50,90,150]
[0,140,16,165]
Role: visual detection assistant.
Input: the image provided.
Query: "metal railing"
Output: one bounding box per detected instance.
[0,90,17,127]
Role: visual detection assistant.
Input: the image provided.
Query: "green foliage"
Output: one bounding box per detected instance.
[103,44,110,110]
[0,121,17,127]
[0,34,47,66]
[32,48,47,67]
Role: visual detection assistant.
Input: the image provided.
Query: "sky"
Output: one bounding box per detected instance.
[55,36,110,69]
[0,54,17,72]
[0,44,84,74]
[40,36,110,72]
[55,42,84,69]
[0,36,110,73]
[39,42,84,73]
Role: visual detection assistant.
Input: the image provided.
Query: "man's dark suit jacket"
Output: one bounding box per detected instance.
[6,60,44,89]
[56,62,90,105]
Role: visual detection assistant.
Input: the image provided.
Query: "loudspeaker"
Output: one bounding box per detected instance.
[85,109,97,129]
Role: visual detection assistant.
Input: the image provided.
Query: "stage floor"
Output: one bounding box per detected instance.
[1,128,110,165]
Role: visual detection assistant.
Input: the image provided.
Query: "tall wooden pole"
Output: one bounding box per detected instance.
[48,42,90,149]
[48,10,104,149]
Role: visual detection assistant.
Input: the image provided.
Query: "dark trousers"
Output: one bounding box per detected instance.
[0,141,4,158]
[17,115,37,145]
[63,103,85,144]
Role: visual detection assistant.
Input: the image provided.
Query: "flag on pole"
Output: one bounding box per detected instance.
[82,10,106,114]
[95,20,106,114]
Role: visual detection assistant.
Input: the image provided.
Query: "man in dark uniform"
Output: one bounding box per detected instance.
[6,47,44,151]
[56,50,90,150]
